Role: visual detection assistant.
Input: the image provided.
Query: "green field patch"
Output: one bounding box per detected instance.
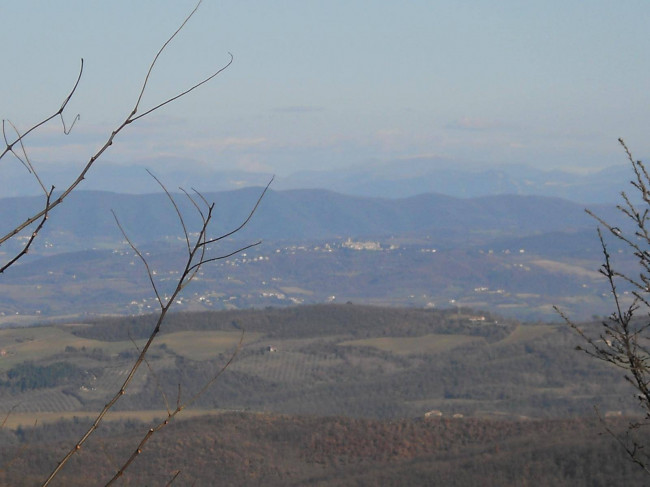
[340,334,484,355]
[500,323,557,345]
[0,326,151,371]
[157,331,262,360]
[0,328,264,370]
[530,259,602,280]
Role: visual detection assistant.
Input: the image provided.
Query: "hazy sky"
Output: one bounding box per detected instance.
[2,0,649,176]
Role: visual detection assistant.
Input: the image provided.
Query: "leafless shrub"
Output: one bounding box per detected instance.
[557,139,650,473]
[42,175,270,485]
[0,0,271,484]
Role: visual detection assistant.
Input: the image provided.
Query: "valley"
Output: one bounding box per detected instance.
[0,189,644,484]
[0,189,632,322]
[0,305,635,421]
[0,305,645,485]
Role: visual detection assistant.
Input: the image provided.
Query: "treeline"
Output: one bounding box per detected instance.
[0,362,88,393]
[73,304,514,342]
[1,412,647,486]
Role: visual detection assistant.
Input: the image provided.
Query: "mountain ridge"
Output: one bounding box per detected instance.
[0,188,616,249]
[3,157,632,203]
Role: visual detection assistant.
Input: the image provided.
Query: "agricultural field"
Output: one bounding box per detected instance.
[340,333,484,355]
[0,305,637,424]
[0,304,646,486]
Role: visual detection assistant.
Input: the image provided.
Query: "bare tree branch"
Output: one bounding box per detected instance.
[147,169,192,255]
[131,53,233,124]
[201,176,273,247]
[1,1,270,484]
[4,120,48,195]
[0,187,54,274]
[0,59,83,162]
[165,470,182,487]
[0,0,232,273]
[104,332,244,486]
[41,176,268,485]
[559,139,650,472]
[129,334,172,416]
[112,210,162,306]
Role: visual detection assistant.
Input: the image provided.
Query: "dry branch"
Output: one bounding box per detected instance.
[0,2,270,484]
[41,176,270,486]
[0,0,231,274]
[559,139,650,473]
[104,332,244,486]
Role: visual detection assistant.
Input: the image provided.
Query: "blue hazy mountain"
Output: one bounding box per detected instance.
[2,156,632,204]
[0,188,617,249]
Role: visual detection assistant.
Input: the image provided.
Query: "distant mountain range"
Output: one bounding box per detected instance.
[0,188,631,321]
[0,188,621,250]
[2,156,636,203]
[277,159,632,203]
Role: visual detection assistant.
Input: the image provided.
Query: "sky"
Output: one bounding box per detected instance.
[1,0,649,178]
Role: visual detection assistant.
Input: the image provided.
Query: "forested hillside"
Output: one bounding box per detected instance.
[0,305,637,420]
[1,413,647,486]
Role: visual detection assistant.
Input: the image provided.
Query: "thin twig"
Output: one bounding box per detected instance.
[0,405,18,430]
[165,470,182,487]
[147,169,191,255]
[112,210,162,306]
[0,0,232,273]
[42,178,269,485]
[595,406,650,475]
[0,187,54,274]
[201,177,273,247]
[0,59,82,162]
[104,332,244,486]
[560,139,650,473]
[6,120,48,195]
[128,334,172,415]
[38,1,236,483]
